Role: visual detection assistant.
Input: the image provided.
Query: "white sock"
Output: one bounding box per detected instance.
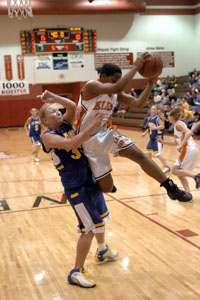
[98,243,106,251]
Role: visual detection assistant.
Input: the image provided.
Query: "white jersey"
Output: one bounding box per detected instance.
[77,80,118,136]
[174,121,199,170]
[76,81,133,179]
[174,121,196,147]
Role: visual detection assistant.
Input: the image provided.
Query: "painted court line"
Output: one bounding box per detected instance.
[109,194,200,250]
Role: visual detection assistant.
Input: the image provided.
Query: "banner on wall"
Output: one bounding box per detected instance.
[53,53,68,70]
[0,81,30,95]
[4,55,13,81]
[69,54,84,68]
[17,55,25,80]
[94,53,133,70]
[137,51,175,68]
[35,55,51,70]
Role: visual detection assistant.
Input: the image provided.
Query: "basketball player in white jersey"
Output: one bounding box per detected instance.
[157,107,200,194]
[77,52,192,202]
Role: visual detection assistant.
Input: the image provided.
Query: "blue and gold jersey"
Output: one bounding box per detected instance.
[42,121,90,189]
[30,117,41,136]
[148,115,163,140]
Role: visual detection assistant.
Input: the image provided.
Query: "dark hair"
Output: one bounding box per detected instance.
[100,63,122,77]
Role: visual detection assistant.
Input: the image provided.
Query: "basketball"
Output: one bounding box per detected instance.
[138,53,163,78]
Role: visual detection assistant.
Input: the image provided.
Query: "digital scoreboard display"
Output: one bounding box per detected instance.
[20,27,97,54]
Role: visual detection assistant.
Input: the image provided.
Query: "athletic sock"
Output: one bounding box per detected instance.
[98,243,106,251]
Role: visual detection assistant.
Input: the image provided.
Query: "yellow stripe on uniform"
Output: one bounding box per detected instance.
[57,165,64,170]
[95,222,104,228]
[100,211,109,218]
[71,192,79,199]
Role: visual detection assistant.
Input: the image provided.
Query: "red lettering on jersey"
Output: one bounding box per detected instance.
[93,101,113,111]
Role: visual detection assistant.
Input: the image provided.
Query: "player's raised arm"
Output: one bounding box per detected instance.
[38,90,76,125]
[117,78,156,108]
[82,52,151,96]
[42,113,104,151]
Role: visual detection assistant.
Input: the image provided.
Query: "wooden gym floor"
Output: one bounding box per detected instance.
[0,127,200,300]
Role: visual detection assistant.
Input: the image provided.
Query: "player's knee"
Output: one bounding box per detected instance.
[172,167,177,175]
[97,181,113,193]
[97,176,113,193]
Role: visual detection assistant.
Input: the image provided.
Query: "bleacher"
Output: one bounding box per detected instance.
[112,75,190,128]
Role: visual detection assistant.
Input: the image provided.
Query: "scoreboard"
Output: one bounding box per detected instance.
[20,27,97,54]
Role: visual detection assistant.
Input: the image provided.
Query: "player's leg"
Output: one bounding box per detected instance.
[68,231,97,288]
[74,231,94,269]
[119,144,167,183]
[96,173,115,193]
[177,176,190,192]
[152,140,170,173]
[173,147,200,189]
[119,145,192,202]
[94,232,118,263]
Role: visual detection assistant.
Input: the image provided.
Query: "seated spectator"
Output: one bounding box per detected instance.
[193,92,200,106]
[168,89,177,103]
[185,91,195,106]
[179,104,195,127]
[161,103,172,130]
[153,91,162,104]
[169,75,178,89]
[179,96,189,111]
[117,103,128,118]
[191,112,200,134]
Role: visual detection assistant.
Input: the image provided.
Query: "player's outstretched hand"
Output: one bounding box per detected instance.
[92,113,105,127]
[37,90,56,103]
[134,52,151,70]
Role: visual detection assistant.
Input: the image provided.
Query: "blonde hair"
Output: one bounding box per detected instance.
[169,107,181,121]
[39,103,52,125]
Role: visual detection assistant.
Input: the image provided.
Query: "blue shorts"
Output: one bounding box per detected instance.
[146,139,162,156]
[64,179,110,234]
[30,133,41,145]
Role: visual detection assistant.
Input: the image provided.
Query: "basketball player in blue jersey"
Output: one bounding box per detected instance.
[24,108,42,162]
[77,52,192,202]
[142,105,170,173]
[38,90,118,288]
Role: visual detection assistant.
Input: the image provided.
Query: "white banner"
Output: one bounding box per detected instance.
[35,55,52,70]
[0,81,30,95]
[69,54,84,68]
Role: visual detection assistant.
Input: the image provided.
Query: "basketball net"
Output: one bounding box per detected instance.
[7,0,33,20]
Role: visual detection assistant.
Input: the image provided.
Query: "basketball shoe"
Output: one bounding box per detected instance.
[94,245,118,262]
[68,268,96,288]
[194,174,200,189]
[161,178,192,202]
[162,166,171,174]
[111,185,117,193]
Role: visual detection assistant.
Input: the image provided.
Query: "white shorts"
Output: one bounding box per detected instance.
[174,145,199,170]
[83,127,133,180]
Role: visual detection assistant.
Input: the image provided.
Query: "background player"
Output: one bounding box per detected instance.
[157,107,200,194]
[38,90,118,288]
[24,108,42,162]
[142,105,170,173]
[76,53,192,202]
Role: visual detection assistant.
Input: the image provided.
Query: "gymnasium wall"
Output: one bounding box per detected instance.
[0,14,198,127]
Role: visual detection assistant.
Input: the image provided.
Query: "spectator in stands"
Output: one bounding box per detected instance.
[179,103,195,128]
[169,75,178,89]
[161,104,172,130]
[116,103,128,118]
[193,92,200,107]
[185,91,195,106]
[179,96,189,111]
[153,91,162,105]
